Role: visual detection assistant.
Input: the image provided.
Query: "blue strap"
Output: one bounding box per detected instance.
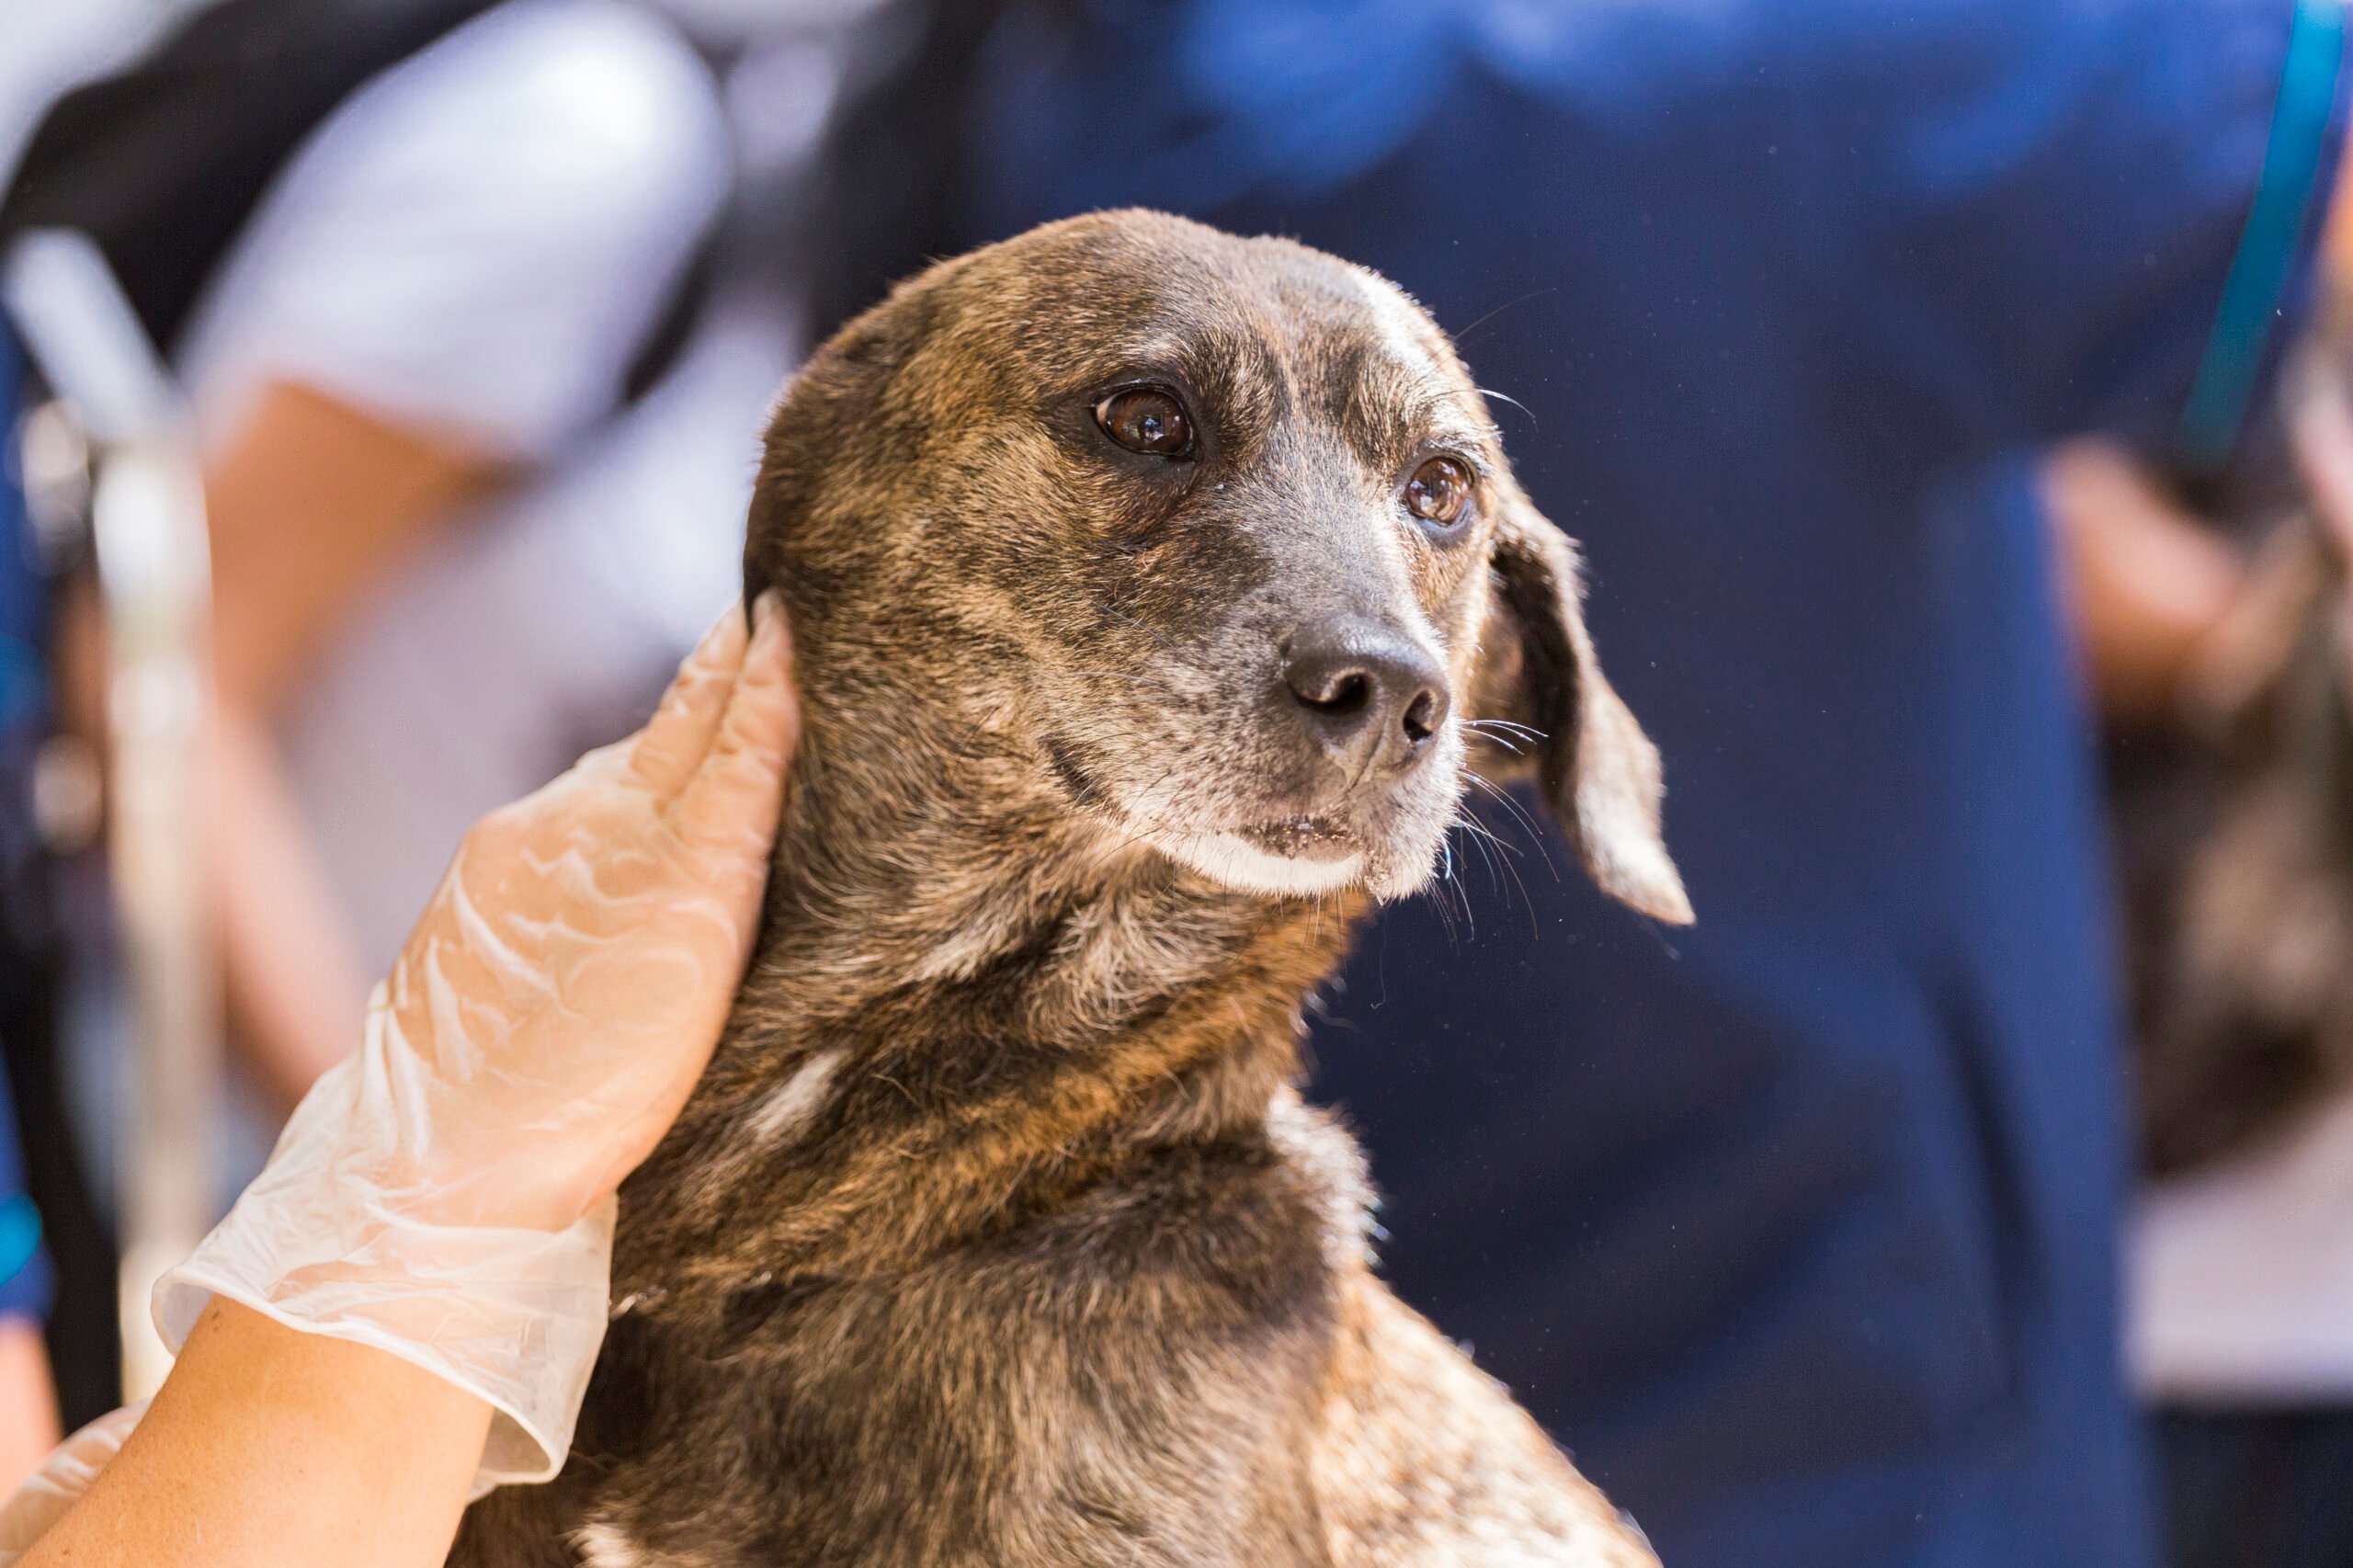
[2179,0,2349,471]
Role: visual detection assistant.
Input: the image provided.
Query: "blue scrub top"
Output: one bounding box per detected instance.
[949,3,2349,1564]
[2,326,56,1326]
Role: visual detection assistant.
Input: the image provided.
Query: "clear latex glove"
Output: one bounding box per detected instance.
[0,1406,142,1565]
[154,594,797,1492]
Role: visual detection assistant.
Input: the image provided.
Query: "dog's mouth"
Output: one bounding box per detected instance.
[1235,814,1359,863]
[1149,822,1370,898]
[1042,719,1462,902]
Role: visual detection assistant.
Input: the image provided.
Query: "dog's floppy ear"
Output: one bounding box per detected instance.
[1472,498,1693,925]
[741,291,929,611]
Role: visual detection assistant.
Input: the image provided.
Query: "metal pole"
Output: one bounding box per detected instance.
[5,229,222,1403]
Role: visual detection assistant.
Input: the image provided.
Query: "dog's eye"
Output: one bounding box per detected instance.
[1405,456,1473,528]
[1094,388,1194,458]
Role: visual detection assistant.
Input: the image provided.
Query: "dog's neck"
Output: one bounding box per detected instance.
[616,679,1367,1298]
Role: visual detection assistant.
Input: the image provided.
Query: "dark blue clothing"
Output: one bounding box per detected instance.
[2,325,56,1326]
[950,3,2348,1563]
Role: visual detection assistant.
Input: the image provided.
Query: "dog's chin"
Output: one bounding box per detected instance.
[1154,826,1365,898]
[1150,816,1447,903]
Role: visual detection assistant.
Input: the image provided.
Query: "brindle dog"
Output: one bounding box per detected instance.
[451,210,1690,1568]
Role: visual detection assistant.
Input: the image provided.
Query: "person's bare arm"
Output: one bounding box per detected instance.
[0,1324,60,1497]
[203,383,499,1108]
[2044,438,2245,727]
[17,1301,486,1568]
[204,384,495,717]
[6,602,796,1565]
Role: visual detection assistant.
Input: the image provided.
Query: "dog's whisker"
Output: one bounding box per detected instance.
[1454,811,1521,863]
[1474,385,1539,429]
[1454,811,1506,889]
[1424,836,1472,946]
[1464,718,1547,742]
[1456,809,1543,937]
[1454,791,1531,861]
[1451,285,1559,345]
[1458,788,1555,935]
[1456,814,1506,905]
[1462,772,1561,881]
[1449,852,1476,944]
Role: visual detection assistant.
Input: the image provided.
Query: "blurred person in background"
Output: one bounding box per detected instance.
[13,0,738,1120]
[2052,221,2353,1562]
[0,1,193,174]
[800,1,2353,1564]
[0,0,734,1428]
[211,0,878,997]
[3,0,883,1423]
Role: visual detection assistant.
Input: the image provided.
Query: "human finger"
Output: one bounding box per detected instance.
[624,602,751,799]
[671,590,798,858]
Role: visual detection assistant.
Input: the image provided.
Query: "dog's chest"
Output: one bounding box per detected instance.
[454,1106,1368,1567]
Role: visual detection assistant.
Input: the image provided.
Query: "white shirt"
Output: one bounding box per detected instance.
[178,0,781,970]
[2132,1088,2353,1403]
[180,0,733,462]
[0,0,191,182]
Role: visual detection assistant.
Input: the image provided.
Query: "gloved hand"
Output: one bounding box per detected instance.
[155,593,797,1493]
[0,1406,142,1562]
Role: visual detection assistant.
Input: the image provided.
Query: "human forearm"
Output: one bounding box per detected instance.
[17,1301,486,1568]
[2,600,795,1561]
[2046,439,2246,725]
[0,1323,60,1497]
[213,704,371,1110]
[201,381,499,1109]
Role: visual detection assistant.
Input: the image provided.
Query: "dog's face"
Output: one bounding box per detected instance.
[750,210,1688,921]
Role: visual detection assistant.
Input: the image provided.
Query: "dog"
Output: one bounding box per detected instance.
[450,209,1691,1567]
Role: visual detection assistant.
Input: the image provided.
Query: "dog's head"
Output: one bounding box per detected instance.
[748,210,1688,922]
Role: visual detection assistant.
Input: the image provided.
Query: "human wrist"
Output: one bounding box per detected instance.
[9,1301,490,1568]
[153,1050,619,1493]
[154,1205,614,1492]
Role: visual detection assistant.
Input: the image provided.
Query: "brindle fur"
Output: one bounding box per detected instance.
[450,210,1687,1567]
[2133,516,2353,1176]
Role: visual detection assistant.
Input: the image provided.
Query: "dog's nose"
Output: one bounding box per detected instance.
[1282,620,1451,776]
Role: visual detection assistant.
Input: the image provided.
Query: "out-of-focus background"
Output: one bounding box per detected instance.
[6,5,2353,1568]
